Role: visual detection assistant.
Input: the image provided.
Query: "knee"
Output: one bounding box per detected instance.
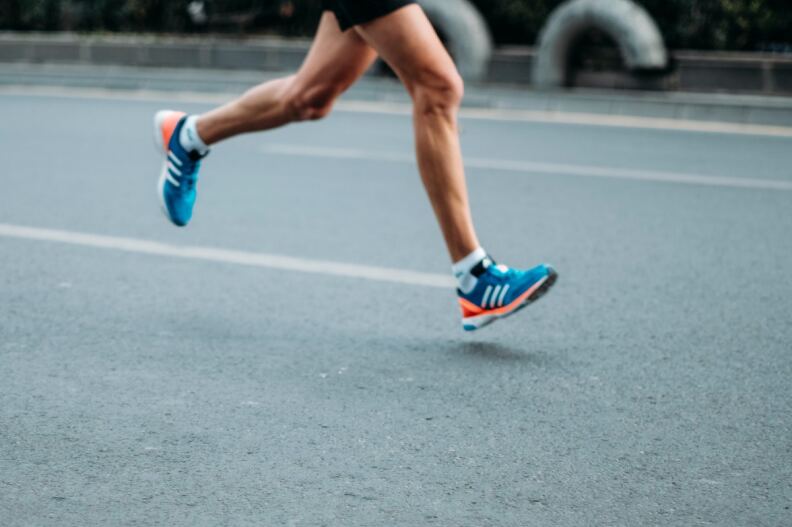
[412,68,464,117]
[284,80,341,121]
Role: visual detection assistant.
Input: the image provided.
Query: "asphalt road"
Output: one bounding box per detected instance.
[1,88,791,526]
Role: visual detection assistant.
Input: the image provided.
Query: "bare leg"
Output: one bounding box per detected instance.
[354,5,480,262]
[197,13,377,145]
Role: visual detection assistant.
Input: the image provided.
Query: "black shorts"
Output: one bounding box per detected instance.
[321,0,416,31]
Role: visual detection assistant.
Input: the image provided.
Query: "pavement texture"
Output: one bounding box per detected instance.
[0,86,791,526]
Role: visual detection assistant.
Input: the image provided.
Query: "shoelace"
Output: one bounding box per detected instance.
[485,265,515,284]
[181,170,198,191]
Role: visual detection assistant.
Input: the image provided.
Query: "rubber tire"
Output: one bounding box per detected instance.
[417,0,493,81]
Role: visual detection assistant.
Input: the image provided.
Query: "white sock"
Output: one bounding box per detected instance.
[452,247,489,293]
[179,115,210,156]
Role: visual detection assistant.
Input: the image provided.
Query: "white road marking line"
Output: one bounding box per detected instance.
[261,143,792,191]
[1,85,791,138]
[339,99,792,139]
[0,223,455,289]
[265,144,414,164]
[0,85,232,105]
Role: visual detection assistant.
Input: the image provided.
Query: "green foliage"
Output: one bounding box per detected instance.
[0,0,189,31]
[469,0,558,46]
[1,0,62,30]
[0,0,790,51]
[636,0,791,51]
[470,0,792,50]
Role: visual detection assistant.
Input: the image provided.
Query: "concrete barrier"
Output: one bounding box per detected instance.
[0,32,310,71]
[2,31,790,96]
[533,0,667,89]
[417,0,493,81]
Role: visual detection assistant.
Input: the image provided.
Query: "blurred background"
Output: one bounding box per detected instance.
[1,0,791,95]
[3,0,791,50]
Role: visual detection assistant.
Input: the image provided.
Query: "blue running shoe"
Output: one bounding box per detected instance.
[153,110,206,227]
[458,259,558,331]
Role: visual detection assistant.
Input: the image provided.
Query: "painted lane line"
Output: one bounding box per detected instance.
[340,100,792,139]
[261,143,792,192]
[2,85,792,138]
[0,223,455,289]
[0,85,232,105]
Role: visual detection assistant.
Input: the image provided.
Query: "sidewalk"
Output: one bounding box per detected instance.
[3,62,792,128]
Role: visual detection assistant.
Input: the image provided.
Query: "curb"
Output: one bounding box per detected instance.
[2,62,791,128]
[0,32,310,72]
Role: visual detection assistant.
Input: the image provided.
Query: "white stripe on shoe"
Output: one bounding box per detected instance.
[497,284,510,306]
[168,151,183,166]
[164,169,180,187]
[167,161,182,176]
[490,285,501,308]
[481,285,493,308]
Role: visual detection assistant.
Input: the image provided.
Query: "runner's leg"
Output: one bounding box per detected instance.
[353,4,479,262]
[197,12,377,145]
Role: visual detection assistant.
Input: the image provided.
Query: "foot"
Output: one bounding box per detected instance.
[457,262,558,331]
[153,110,206,227]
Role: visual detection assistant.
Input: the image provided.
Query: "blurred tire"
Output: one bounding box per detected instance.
[533,0,667,89]
[417,0,493,81]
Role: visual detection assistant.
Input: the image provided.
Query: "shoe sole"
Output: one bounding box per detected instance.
[462,267,558,331]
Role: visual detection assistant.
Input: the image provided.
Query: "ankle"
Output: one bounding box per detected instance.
[452,247,490,293]
[179,115,210,155]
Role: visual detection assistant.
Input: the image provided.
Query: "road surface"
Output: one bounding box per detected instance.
[1,87,790,526]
